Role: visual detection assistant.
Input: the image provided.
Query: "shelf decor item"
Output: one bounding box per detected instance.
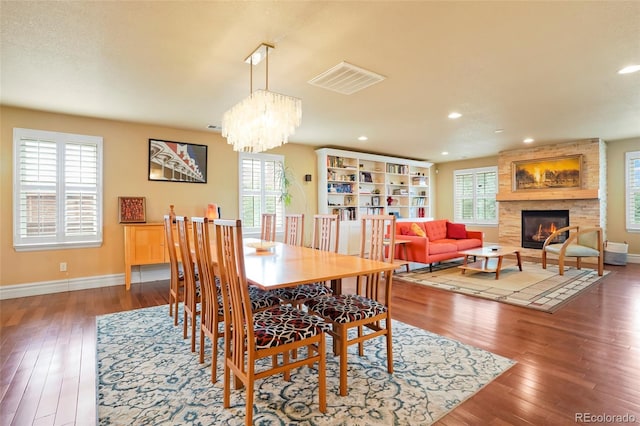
[118,196,146,223]
[148,139,207,183]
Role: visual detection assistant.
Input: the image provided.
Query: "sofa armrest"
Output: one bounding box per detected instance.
[394,235,429,259]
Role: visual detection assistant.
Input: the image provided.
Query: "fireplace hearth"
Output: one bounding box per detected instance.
[521,210,569,249]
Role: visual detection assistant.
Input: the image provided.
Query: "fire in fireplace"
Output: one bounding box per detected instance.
[521,210,569,249]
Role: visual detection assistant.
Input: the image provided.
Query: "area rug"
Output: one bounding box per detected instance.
[97,305,515,425]
[396,260,609,312]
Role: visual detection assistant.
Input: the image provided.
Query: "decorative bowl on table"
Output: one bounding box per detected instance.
[246,241,276,253]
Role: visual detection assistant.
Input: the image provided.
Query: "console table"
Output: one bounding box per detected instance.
[123,223,168,290]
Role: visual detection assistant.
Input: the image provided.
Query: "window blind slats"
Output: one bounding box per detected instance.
[13,128,103,249]
[453,167,498,224]
[626,151,640,230]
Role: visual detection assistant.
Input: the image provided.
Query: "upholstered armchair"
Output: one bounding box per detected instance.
[542,225,604,276]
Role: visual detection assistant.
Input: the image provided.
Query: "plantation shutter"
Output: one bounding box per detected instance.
[626,151,640,231]
[239,153,284,233]
[13,128,103,250]
[453,166,498,225]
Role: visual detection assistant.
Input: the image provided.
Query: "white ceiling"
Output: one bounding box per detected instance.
[1,1,639,162]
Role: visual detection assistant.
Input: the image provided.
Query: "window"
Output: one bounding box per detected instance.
[238,152,284,234]
[13,128,103,250]
[626,150,640,231]
[453,166,498,225]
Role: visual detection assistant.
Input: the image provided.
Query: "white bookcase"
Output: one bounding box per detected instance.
[317,148,433,253]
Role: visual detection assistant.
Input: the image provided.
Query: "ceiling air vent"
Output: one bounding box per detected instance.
[308,61,385,95]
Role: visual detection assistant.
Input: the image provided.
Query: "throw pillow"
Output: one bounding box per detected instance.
[446,222,467,239]
[410,222,426,237]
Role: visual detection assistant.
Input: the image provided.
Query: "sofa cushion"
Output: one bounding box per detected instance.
[399,225,411,236]
[454,238,483,251]
[446,222,467,239]
[428,240,458,255]
[410,222,426,237]
[424,220,447,241]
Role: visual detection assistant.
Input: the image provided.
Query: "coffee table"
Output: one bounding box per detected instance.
[458,246,522,280]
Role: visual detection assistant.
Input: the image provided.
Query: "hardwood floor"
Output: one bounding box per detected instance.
[1,263,638,425]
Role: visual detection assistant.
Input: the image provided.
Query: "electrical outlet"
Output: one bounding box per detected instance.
[59,262,67,272]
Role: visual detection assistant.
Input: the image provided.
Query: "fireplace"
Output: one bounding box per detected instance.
[521,210,569,249]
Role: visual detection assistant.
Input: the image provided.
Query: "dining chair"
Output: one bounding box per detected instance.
[283,213,304,246]
[175,216,201,353]
[260,213,276,241]
[306,214,395,396]
[191,217,225,383]
[164,214,184,326]
[277,214,338,305]
[542,225,604,276]
[213,218,327,425]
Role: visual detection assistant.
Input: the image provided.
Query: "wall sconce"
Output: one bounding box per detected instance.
[304,174,312,182]
[206,203,220,220]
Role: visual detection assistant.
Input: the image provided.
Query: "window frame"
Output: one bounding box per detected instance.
[238,152,285,235]
[626,150,640,232]
[13,128,104,251]
[453,166,498,225]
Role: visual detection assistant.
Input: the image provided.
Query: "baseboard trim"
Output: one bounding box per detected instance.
[0,265,171,300]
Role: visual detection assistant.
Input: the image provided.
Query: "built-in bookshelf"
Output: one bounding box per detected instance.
[317,148,433,222]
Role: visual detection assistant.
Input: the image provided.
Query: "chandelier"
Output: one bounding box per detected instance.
[222,43,302,153]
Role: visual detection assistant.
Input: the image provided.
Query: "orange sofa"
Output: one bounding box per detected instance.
[395,219,483,271]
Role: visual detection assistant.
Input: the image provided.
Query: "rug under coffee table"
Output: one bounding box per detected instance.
[458,246,522,279]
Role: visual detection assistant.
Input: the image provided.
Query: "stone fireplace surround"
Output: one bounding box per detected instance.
[496,139,607,258]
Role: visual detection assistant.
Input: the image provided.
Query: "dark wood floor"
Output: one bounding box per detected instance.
[1,263,639,425]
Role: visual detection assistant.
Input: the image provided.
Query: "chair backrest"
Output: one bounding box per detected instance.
[357,214,396,303]
[175,216,198,309]
[577,227,603,250]
[360,214,396,262]
[192,217,219,326]
[261,213,276,241]
[283,213,304,246]
[214,219,257,356]
[311,214,340,253]
[163,214,180,285]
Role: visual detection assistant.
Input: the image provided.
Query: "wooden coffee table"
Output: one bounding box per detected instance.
[458,246,522,280]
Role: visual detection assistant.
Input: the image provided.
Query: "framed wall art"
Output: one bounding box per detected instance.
[513,155,582,191]
[148,138,208,183]
[118,196,146,223]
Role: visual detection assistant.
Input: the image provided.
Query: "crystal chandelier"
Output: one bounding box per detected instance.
[222,43,302,153]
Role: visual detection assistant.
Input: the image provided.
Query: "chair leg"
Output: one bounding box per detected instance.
[245,380,254,426]
[386,318,394,374]
[558,258,565,275]
[183,307,188,339]
[318,338,327,412]
[598,255,604,276]
[542,251,547,269]
[199,327,205,364]
[339,325,349,396]
[576,257,582,270]
[191,313,197,352]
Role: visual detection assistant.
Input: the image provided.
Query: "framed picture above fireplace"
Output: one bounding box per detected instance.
[513,155,581,191]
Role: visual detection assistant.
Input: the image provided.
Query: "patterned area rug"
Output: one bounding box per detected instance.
[97,305,515,425]
[396,260,608,312]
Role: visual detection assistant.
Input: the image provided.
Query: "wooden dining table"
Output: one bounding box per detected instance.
[241,238,397,293]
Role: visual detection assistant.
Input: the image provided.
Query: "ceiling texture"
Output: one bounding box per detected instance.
[1,1,639,162]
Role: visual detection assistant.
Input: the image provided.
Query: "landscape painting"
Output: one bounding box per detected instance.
[513,155,582,191]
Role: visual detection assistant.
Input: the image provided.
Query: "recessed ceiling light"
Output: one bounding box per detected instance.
[448,112,462,119]
[358,135,368,141]
[207,124,218,129]
[441,151,449,155]
[618,65,640,74]
[523,138,534,143]
[494,129,504,133]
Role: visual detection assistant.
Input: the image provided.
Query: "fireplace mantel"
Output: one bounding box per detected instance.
[497,188,599,201]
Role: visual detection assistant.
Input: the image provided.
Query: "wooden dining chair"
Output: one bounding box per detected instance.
[542,225,604,276]
[306,214,395,396]
[192,217,225,383]
[213,218,327,425]
[175,216,201,353]
[260,213,276,241]
[164,214,184,326]
[277,214,339,305]
[283,213,304,246]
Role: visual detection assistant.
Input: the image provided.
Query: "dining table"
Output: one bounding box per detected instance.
[241,238,398,293]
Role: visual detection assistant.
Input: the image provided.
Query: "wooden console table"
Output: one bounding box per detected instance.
[123,223,168,290]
